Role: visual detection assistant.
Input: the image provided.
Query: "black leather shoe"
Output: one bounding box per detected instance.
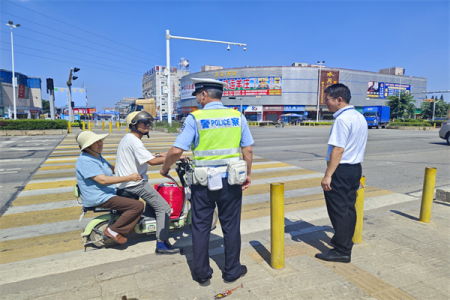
[223,265,247,283]
[155,241,183,255]
[194,275,212,286]
[315,249,351,263]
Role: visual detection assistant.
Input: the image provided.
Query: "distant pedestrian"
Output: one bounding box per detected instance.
[315,83,368,263]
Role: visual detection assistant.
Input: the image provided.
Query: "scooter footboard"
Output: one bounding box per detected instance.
[81,214,118,237]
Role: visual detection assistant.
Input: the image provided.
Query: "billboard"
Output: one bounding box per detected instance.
[319,70,339,104]
[220,77,282,97]
[181,83,195,100]
[367,82,410,99]
[54,87,87,107]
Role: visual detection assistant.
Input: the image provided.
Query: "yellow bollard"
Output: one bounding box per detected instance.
[102,121,105,131]
[117,121,120,131]
[67,121,71,133]
[433,123,436,129]
[352,176,366,244]
[88,121,91,131]
[270,182,284,269]
[109,122,112,133]
[126,125,129,133]
[419,167,437,222]
[82,121,85,131]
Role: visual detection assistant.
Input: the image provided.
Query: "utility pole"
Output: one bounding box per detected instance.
[46,78,55,120]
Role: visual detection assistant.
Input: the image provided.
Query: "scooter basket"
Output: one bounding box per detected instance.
[154,183,185,219]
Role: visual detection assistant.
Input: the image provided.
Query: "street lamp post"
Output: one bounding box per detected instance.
[316,61,325,122]
[6,21,20,120]
[165,30,246,125]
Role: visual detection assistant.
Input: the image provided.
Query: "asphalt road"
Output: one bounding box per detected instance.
[248,126,449,194]
[0,135,65,216]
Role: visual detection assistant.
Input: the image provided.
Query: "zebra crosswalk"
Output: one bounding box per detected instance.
[0,130,405,285]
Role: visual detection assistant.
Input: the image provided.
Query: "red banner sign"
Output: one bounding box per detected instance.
[319,70,340,105]
[18,84,26,98]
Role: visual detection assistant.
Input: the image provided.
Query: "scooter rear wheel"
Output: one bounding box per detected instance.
[88,221,118,248]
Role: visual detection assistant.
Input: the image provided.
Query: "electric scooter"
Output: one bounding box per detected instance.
[75,158,219,248]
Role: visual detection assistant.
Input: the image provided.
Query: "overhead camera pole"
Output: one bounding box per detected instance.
[165,30,247,125]
[6,21,20,119]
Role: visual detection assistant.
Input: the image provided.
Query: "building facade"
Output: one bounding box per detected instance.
[180,64,427,122]
[0,69,42,119]
[142,64,190,117]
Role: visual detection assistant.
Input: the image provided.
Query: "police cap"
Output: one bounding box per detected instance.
[191,78,227,96]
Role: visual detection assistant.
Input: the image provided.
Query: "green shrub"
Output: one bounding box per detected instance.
[0,119,68,130]
[389,122,432,127]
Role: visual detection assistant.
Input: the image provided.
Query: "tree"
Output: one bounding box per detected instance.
[42,99,50,114]
[386,91,416,119]
[420,98,449,119]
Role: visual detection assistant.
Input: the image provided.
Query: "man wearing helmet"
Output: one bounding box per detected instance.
[115,111,182,254]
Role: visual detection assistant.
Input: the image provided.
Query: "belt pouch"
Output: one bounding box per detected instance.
[207,168,223,191]
[193,167,208,186]
[227,160,247,185]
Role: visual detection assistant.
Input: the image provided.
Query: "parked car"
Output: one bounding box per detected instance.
[438,120,450,145]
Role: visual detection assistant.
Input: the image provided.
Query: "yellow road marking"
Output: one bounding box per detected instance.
[12,193,76,206]
[0,230,83,264]
[0,207,96,230]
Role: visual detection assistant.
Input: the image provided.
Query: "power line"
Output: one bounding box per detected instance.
[0,18,155,67]
[0,47,142,77]
[3,0,165,61]
[1,40,142,74]
[0,29,145,69]
[0,11,160,65]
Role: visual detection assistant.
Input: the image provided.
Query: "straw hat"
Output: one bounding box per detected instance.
[75,131,109,151]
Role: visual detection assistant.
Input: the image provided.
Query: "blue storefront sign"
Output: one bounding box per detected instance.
[283,105,305,112]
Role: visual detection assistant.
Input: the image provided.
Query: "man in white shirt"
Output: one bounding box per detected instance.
[116,111,182,255]
[315,83,368,263]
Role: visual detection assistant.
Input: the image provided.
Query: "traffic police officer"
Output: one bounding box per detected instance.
[160,78,254,285]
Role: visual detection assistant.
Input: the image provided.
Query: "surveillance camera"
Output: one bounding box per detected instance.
[227,44,230,51]
[243,47,246,51]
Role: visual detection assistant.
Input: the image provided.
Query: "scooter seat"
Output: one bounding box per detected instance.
[117,188,139,200]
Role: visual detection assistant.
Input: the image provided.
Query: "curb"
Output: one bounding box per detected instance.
[386,126,434,130]
[0,129,67,136]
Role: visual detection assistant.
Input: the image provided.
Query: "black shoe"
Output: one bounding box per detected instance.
[155,241,183,255]
[315,249,351,263]
[194,275,212,286]
[223,265,247,283]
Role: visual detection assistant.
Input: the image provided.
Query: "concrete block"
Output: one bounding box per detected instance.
[436,188,450,202]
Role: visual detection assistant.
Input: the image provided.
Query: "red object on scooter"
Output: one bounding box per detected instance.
[154,183,185,219]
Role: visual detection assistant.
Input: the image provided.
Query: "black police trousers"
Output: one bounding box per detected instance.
[324,163,362,256]
[191,178,243,282]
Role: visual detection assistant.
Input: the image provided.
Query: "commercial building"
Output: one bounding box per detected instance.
[180,64,427,122]
[0,69,42,119]
[115,97,138,118]
[142,60,190,117]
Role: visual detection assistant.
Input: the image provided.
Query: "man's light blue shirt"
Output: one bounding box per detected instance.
[173,102,254,151]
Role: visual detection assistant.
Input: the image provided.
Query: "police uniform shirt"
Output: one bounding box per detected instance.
[173,102,254,152]
[326,105,368,164]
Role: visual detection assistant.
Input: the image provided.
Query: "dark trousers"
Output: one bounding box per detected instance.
[100,196,144,236]
[324,163,362,256]
[191,178,243,281]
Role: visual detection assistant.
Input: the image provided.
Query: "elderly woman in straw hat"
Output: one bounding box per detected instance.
[75,131,144,245]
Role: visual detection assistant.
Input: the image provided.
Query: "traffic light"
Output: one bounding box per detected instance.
[71,101,75,108]
[73,67,80,73]
[46,78,54,93]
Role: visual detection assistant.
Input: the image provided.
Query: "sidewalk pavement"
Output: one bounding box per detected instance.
[2,194,449,300]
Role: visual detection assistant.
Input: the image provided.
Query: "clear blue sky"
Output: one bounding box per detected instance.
[1,0,449,109]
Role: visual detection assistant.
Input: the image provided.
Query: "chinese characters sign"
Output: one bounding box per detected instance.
[219,77,282,97]
[319,70,339,105]
[367,82,410,99]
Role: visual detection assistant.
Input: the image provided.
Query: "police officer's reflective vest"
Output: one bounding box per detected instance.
[191,108,242,167]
